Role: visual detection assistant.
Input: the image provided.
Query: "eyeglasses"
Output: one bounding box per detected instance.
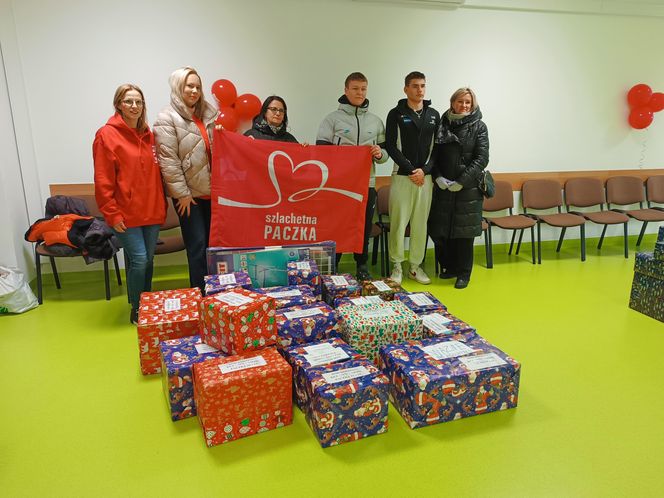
[267,107,285,114]
[122,99,144,107]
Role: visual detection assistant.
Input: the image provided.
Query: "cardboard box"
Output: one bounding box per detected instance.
[137,288,202,375]
[420,310,476,338]
[393,292,446,315]
[302,357,389,447]
[275,302,340,349]
[160,335,224,421]
[199,288,277,355]
[193,348,292,447]
[322,273,361,306]
[379,334,520,429]
[255,285,318,309]
[203,271,253,296]
[334,295,384,309]
[287,260,322,297]
[361,278,403,301]
[337,300,423,363]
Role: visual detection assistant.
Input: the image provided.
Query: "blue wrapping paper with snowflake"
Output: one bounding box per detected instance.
[393,291,446,315]
[322,274,361,305]
[254,285,318,309]
[379,334,520,429]
[286,260,322,297]
[301,357,389,447]
[203,271,253,296]
[419,310,476,337]
[275,302,341,349]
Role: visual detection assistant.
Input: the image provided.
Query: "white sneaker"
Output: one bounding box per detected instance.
[409,265,431,285]
[390,264,403,284]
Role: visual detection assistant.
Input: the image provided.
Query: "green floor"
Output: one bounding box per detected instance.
[2,234,663,497]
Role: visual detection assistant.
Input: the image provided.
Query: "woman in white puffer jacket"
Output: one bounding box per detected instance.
[153,66,219,291]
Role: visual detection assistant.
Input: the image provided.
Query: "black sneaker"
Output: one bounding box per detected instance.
[356,267,372,282]
[454,278,469,289]
[130,308,139,325]
[438,271,456,279]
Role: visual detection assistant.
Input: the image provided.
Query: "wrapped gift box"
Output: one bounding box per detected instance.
[322,274,361,306]
[361,278,403,301]
[193,348,292,447]
[275,302,340,349]
[287,260,322,297]
[137,288,202,375]
[255,285,318,309]
[282,337,365,411]
[160,335,225,421]
[337,301,423,363]
[654,242,664,261]
[633,252,664,279]
[204,271,253,296]
[302,357,389,447]
[334,295,384,309]
[199,288,277,355]
[629,272,664,322]
[420,311,476,338]
[394,292,446,315]
[379,334,520,429]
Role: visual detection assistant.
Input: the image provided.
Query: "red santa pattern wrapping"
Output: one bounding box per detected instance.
[193,348,293,447]
[199,288,277,355]
[137,288,202,375]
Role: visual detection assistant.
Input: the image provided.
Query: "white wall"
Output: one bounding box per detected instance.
[3,0,664,272]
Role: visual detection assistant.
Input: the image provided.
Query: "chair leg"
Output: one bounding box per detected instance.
[556,227,566,253]
[537,222,542,264]
[35,249,43,305]
[104,259,111,301]
[636,222,648,247]
[50,256,61,289]
[516,229,524,255]
[371,236,378,266]
[580,225,586,262]
[113,254,122,285]
[623,222,629,259]
[597,225,608,250]
[485,225,493,269]
[530,225,536,264]
[508,230,517,255]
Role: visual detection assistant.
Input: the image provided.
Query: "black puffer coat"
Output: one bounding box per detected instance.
[428,107,489,239]
[244,119,299,143]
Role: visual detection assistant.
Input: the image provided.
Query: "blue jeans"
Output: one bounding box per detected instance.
[174,198,211,291]
[114,225,161,310]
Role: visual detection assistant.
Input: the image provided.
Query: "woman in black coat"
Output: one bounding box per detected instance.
[244,95,299,143]
[428,87,489,289]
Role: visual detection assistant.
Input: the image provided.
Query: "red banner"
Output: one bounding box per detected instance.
[209,131,372,253]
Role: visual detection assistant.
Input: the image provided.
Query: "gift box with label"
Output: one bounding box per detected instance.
[322,274,361,306]
[420,310,476,338]
[199,288,277,355]
[193,348,293,447]
[287,260,322,297]
[282,337,365,411]
[394,292,446,315]
[160,335,225,421]
[337,300,423,363]
[275,302,340,349]
[629,251,664,322]
[302,357,389,447]
[203,271,253,296]
[361,278,403,301]
[255,285,318,309]
[379,334,520,429]
[334,295,384,309]
[137,288,202,375]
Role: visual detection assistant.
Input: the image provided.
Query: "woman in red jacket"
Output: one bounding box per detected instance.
[93,84,166,324]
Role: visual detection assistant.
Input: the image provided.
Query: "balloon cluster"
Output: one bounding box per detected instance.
[210,79,261,132]
[627,83,664,130]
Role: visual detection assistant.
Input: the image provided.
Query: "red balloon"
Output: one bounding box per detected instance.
[628,106,654,130]
[627,84,652,108]
[648,92,664,112]
[215,106,238,132]
[211,79,237,107]
[234,93,262,120]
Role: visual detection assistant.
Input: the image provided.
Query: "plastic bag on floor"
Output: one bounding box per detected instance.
[0,265,39,314]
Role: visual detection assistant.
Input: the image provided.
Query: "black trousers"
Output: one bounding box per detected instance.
[433,236,475,280]
[174,197,211,291]
[336,187,376,269]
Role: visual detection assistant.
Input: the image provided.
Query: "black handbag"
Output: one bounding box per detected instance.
[479,170,495,198]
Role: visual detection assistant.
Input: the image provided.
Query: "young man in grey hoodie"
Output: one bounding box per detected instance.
[316,72,388,282]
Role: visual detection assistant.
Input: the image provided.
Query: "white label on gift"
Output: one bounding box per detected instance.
[420,340,474,360]
[421,313,453,334]
[295,261,311,270]
[283,307,324,320]
[330,275,349,286]
[267,289,302,298]
[304,345,350,367]
[163,298,181,312]
[360,308,396,319]
[321,365,371,384]
[219,355,267,374]
[217,273,237,285]
[371,280,391,292]
[195,343,219,354]
[459,352,507,370]
[215,292,253,306]
[408,293,435,306]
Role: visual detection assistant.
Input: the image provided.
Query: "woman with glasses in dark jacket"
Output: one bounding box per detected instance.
[244,96,299,143]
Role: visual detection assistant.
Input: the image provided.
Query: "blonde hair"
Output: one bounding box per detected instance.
[113,84,148,132]
[449,87,478,111]
[169,66,206,119]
